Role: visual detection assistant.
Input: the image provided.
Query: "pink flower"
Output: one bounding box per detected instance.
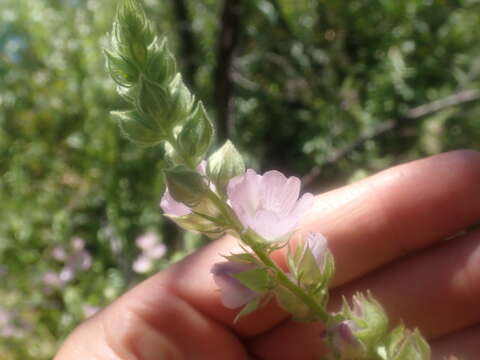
[211,261,257,309]
[227,169,314,241]
[160,190,191,216]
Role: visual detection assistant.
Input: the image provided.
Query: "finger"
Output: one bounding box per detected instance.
[292,149,480,286]
[431,325,480,360]
[250,229,480,358]
[160,150,480,337]
[326,227,480,338]
[55,281,248,360]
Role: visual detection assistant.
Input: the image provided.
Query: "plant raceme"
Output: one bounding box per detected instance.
[105,1,436,359]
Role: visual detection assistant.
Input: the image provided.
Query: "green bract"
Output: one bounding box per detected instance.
[164,165,208,208]
[207,140,245,198]
[106,0,210,159]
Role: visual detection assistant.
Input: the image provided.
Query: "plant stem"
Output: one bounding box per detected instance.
[242,232,330,323]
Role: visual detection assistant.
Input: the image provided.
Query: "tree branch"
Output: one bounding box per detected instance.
[302,89,480,187]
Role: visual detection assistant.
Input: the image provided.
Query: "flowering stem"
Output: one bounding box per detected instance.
[242,232,330,323]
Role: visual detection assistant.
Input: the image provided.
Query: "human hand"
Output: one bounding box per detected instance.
[55,150,480,359]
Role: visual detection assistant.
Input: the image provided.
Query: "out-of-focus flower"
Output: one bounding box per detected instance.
[227,169,314,241]
[132,232,167,274]
[211,261,257,309]
[0,308,30,339]
[82,305,100,319]
[42,271,63,288]
[43,237,92,289]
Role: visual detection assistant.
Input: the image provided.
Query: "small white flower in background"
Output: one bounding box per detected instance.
[133,232,167,274]
[211,261,258,309]
[227,169,314,241]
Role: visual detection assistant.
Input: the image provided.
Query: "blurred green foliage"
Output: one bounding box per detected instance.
[1,0,480,358]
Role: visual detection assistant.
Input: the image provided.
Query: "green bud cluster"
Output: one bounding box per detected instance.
[326,292,431,360]
[106,0,213,169]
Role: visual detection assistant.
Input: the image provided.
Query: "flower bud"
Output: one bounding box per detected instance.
[328,320,366,359]
[211,261,259,309]
[337,291,389,353]
[207,140,245,198]
[387,327,430,360]
[164,165,209,208]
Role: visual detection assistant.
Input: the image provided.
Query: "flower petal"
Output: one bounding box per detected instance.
[160,188,191,216]
[211,261,257,309]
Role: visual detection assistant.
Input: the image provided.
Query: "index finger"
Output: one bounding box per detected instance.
[161,150,480,334]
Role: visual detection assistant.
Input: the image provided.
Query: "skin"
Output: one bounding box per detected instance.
[55,150,480,360]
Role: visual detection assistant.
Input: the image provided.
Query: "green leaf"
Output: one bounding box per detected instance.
[207,140,245,198]
[177,103,214,165]
[233,267,271,293]
[164,165,209,208]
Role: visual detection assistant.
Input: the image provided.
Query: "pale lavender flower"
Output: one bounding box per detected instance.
[305,232,327,269]
[133,255,153,273]
[82,305,100,319]
[160,190,191,216]
[71,236,86,251]
[227,169,314,241]
[211,261,257,309]
[42,271,63,288]
[43,237,92,289]
[132,232,167,274]
[0,308,30,339]
[51,245,67,261]
[136,232,160,250]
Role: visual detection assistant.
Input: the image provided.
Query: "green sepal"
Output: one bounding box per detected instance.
[168,74,195,126]
[224,252,258,264]
[274,284,314,321]
[146,38,176,85]
[291,241,322,287]
[136,79,171,129]
[111,110,164,145]
[114,0,155,65]
[207,140,245,198]
[234,297,261,323]
[344,292,390,348]
[164,165,209,208]
[104,49,138,87]
[165,213,225,237]
[177,103,214,165]
[386,326,430,360]
[233,267,272,293]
